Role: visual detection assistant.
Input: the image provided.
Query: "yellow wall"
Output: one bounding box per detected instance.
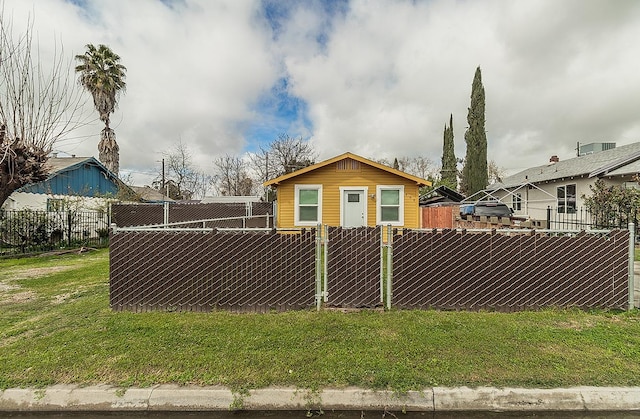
[274,160,421,228]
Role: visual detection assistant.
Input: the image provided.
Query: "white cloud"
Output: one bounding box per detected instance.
[3,0,640,186]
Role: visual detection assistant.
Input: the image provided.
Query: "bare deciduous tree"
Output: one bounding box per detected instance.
[387,156,437,180]
[487,159,505,185]
[153,140,211,200]
[212,155,254,196]
[248,134,316,200]
[249,134,316,180]
[0,9,84,208]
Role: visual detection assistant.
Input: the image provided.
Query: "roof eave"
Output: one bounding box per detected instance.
[263,152,431,187]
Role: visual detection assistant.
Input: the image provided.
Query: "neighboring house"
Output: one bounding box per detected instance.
[2,156,131,212]
[483,142,640,222]
[263,152,431,229]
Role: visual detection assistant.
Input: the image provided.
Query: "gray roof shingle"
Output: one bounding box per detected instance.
[488,142,640,189]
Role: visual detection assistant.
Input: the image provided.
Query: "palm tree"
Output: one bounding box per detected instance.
[75,44,126,174]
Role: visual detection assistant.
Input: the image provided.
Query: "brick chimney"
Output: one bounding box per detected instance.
[549,155,559,163]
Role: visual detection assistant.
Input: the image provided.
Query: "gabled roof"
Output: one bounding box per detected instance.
[263,152,432,187]
[16,156,130,196]
[45,157,119,181]
[488,142,640,189]
[46,157,98,173]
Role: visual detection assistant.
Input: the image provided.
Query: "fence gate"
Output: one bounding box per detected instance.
[325,226,381,308]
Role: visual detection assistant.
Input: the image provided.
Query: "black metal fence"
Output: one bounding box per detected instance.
[548,205,638,239]
[0,210,110,256]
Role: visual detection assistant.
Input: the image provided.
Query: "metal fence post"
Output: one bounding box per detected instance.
[629,222,635,310]
[386,224,393,310]
[379,225,384,303]
[316,224,322,311]
[323,224,328,303]
[163,202,169,226]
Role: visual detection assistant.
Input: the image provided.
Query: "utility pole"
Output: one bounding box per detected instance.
[161,158,166,200]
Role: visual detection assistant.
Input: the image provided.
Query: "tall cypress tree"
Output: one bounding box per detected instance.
[460,66,488,196]
[440,114,457,189]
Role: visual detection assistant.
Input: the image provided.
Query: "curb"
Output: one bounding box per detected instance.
[2,385,640,412]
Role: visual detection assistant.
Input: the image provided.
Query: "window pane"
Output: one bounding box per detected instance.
[299,189,318,205]
[299,206,318,222]
[556,186,565,200]
[381,189,399,205]
[381,207,399,222]
[348,193,359,203]
[566,184,576,212]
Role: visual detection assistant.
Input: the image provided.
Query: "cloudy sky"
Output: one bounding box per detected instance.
[5,0,640,186]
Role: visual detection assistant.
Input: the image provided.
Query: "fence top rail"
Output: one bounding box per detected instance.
[403,227,622,235]
[119,214,272,229]
[111,226,308,234]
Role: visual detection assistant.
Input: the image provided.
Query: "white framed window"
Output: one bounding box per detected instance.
[512,193,522,211]
[557,184,576,214]
[294,184,322,226]
[376,185,404,226]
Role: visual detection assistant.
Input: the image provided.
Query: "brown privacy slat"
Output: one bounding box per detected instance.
[109,229,315,312]
[326,227,381,308]
[111,202,273,228]
[392,229,629,310]
[110,225,630,313]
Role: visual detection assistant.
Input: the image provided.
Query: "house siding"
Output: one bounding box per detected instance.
[490,176,628,221]
[19,163,119,197]
[275,161,421,228]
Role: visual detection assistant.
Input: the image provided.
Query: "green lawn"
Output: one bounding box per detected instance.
[2,249,640,392]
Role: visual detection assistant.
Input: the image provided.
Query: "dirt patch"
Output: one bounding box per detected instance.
[0,283,18,292]
[2,290,37,304]
[2,266,73,282]
[0,265,73,304]
[554,319,595,330]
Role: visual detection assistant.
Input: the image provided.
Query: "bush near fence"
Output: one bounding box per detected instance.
[109,224,632,313]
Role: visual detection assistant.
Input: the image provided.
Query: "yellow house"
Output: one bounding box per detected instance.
[263,152,431,229]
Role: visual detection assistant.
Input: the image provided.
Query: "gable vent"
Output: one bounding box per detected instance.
[336,158,361,171]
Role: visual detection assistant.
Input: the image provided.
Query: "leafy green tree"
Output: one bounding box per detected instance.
[75,44,127,174]
[460,67,488,196]
[582,178,640,228]
[440,114,457,190]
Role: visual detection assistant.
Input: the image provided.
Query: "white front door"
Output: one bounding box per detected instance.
[342,189,366,227]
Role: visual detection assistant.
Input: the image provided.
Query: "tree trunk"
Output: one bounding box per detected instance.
[98,127,119,175]
[0,138,49,208]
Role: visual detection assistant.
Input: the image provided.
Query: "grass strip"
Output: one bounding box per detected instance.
[2,249,640,391]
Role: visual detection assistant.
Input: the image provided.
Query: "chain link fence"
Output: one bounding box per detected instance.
[391,228,630,311]
[109,224,634,313]
[110,228,316,312]
[111,202,274,228]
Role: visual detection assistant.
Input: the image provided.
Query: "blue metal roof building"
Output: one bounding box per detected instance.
[18,157,123,197]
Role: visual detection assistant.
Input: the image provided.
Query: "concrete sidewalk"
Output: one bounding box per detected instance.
[2,385,640,412]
